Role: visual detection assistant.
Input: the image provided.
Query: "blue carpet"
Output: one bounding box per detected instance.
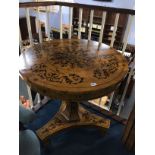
[27,100,134,155]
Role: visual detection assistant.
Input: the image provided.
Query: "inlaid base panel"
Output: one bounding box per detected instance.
[36,101,110,141]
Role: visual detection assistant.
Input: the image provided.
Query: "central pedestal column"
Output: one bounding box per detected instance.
[60,101,80,122]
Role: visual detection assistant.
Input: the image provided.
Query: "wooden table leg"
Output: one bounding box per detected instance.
[36,101,110,141]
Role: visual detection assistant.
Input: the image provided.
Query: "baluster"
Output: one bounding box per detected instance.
[26,85,33,108]
[78,8,83,39]
[122,15,134,55]
[117,59,135,115]
[25,8,33,46]
[36,93,41,104]
[36,8,43,43]
[19,26,23,52]
[46,6,50,40]
[108,91,115,110]
[59,6,63,39]
[69,7,73,39]
[99,11,107,43]
[110,13,120,47]
[88,10,94,41]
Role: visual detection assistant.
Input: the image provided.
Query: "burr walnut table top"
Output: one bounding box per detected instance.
[19,39,128,101]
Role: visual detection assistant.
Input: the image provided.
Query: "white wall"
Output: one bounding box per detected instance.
[19,0,33,17]
[127,16,135,45]
[74,0,134,9]
[31,6,70,29]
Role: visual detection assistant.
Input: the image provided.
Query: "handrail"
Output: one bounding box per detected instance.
[19,1,135,15]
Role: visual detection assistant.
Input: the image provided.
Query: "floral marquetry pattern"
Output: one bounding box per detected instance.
[47,48,93,68]
[30,40,121,84]
[93,55,119,79]
[31,63,84,84]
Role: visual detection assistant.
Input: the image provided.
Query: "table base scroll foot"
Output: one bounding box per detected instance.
[36,101,110,141]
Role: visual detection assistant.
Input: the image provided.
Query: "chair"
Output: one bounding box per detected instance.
[19,129,40,155]
[19,102,40,155]
[122,105,135,151]
[19,103,37,124]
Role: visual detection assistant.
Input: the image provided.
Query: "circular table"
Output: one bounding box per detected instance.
[19,39,128,141]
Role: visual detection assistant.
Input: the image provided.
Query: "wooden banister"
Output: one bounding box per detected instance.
[99,11,107,43]
[69,7,73,39]
[19,1,135,115]
[88,10,94,41]
[25,8,33,46]
[110,13,120,47]
[78,8,83,39]
[36,8,43,43]
[59,6,63,39]
[45,6,50,40]
[19,2,135,15]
